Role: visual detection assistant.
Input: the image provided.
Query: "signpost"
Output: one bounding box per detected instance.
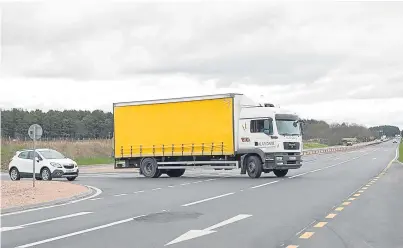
[28,124,43,187]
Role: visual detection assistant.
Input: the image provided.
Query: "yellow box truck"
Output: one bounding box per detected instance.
[113,93,304,178]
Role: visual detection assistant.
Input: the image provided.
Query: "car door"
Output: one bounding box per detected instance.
[27,151,43,175]
[16,151,31,175]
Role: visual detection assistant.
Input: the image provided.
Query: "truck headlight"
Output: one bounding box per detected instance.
[276,157,283,161]
[50,162,62,168]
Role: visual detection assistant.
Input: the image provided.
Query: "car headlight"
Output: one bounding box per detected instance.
[50,162,62,168]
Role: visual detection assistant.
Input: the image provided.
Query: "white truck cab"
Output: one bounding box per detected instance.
[236,98,303,177]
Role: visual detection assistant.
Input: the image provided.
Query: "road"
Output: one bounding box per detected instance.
[1,141,402,248]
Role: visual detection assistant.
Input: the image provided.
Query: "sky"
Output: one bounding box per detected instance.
[1,1,403,129]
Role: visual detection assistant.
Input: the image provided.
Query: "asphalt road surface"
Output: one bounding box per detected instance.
[1,141,402,248]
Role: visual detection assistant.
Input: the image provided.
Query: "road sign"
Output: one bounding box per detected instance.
[28,124,43,140]
[28,124,42,187]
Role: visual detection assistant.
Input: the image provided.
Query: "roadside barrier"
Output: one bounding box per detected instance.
[303,140,383,156]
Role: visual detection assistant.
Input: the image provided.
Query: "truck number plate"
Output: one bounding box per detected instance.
[289,156,296,160]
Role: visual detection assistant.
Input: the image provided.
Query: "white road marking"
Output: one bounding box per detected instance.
[168,185,175,188]
[180,183,191,186]
[133,190,145,194]
[165,214,252,246]
[373,158,377,160]
[1,212,92,232]
[182,192,235,207]
[250,180,280,189]
[89,198,103,201]
[114,194,128,197]
[1,185,102,217]
[16,214,146,248]
[204,179,217,182]
[290,156,361,179]
[192,180,204,184]
[151,188,162,191]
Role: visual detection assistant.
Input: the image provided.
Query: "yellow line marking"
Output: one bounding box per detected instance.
[362,187,368,190]
[342,202,351,206]
[286,245,299,248]
[335,207,344,211]
[354,194,360,196]
[300,232,315,239]
[358,190,364,193]
[326,213,337,219]
[314,222,327,228]
[348,198,356,201]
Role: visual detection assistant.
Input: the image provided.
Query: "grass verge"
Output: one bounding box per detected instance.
[399,141,403,163]
[304,142,328,149]
[75,157,114,166]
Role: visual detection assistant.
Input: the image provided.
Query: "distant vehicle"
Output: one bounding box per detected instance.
[393,139,398,143]
[8,149,79,181]
[113,93,303,178]
[346,141,353,146]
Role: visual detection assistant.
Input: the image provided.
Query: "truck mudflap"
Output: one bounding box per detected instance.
[263,153,302,170]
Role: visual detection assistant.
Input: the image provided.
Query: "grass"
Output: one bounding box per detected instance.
[1,139,113,171]
[75,157,115,166]
[399,141,403,163]
[303,142,328,149]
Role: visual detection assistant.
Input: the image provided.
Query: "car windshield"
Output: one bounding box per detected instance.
[39,150,66,159]
[276,119,301,136]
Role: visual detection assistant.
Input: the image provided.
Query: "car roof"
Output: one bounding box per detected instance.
[17,148,55,153]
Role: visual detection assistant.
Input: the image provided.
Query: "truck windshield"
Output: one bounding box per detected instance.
[276,119,301,136]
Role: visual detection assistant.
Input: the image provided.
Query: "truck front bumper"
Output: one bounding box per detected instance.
[263,153,302,170]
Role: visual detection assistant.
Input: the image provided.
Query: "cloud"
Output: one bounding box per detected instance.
[1,1,403,129]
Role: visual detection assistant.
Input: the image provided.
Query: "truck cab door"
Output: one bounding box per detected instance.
[249,118,276,151]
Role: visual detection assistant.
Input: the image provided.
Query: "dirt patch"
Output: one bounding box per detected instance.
[1,181,89,209]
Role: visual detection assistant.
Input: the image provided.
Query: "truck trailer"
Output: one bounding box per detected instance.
[113,93,303,178]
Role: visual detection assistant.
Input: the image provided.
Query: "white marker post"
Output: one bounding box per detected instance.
[28,124,43,188]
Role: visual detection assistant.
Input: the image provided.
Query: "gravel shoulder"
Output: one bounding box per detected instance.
[1,181,89,210]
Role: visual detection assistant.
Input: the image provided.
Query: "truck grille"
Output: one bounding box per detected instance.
[283,142,300,150]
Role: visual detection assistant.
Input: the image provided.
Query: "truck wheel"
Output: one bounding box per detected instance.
[246,156,263,178]
[166,169,186,177]
[273,169,288,177]
[140,158,160,178]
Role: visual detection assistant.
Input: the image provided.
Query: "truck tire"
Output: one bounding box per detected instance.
[140,158,160,178]
[246,155,263,178]
[273,169,288,177]
[166,169,185,177]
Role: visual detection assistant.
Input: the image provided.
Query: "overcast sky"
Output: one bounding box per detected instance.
[1,1,403,129]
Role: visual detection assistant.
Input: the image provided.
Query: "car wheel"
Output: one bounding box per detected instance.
[10,167,21,181]
[67,177,77,181]
[41,168,52,181]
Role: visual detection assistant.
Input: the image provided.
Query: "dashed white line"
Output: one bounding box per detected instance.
[204,179,217,182]
[151,188,162,191]
[133,190,145,194]
[182,192,235,207]
[16,214,146,248]
[168,185,175,188]
[192,180,205,184]
[180,183,191,186]
[89,198,103,201]
[114,194,128,197]
[250,180,280,189]
[1,212,93,232]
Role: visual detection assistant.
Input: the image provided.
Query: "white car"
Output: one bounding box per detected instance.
[8,148,79,181]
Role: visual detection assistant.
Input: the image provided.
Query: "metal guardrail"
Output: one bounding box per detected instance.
[302,140,383,155]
